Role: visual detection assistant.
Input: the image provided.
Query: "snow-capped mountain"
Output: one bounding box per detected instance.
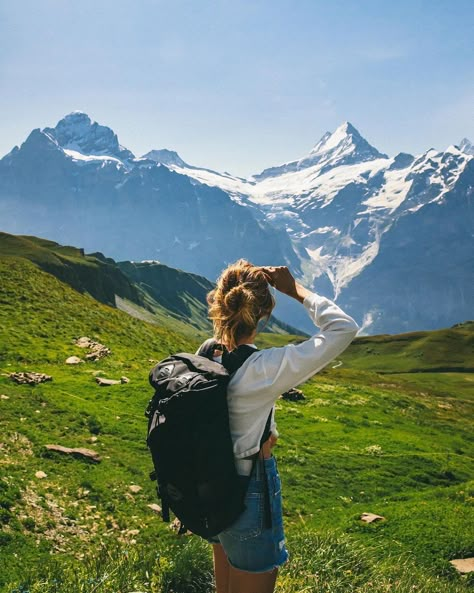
[336,157,473,334]
[0,112,472,335]
[142,149,189,168]
[459,137,474,156]
[0,112,301,285]
[253,121,388,180]
[142,122,473,334]
[43,111,136,164]
[149,124,472,291]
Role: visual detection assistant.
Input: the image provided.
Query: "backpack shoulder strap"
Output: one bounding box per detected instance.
[195,338,220,360]
[260,410,273,447]
[221,344,257,375]
[196,338,258,376]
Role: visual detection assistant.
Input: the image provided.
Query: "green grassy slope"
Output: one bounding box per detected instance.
[117,259,306,337]
[0,257,191,365]
[275,367,473,560]
[0,254,473,592]
[0,257,198,587]
[117,260,215,332]
[0,233,144,308]
[0,231,305,340]
[346,321,474,373]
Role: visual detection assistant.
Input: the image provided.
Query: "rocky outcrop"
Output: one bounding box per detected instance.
[360,512,385,523]
[44,444,101,462]
[449,558,474,574]
[75,337,111,360]
[280,388,305,402]
[9,372,52,385]
[65,356,83,364]
[95,377,120,386]
[95,376,130,386]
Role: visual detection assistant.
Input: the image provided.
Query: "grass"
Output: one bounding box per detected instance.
[6,533,473,592]
[1,252,473,591]
[273,368,474,576]
[345,323,474,373]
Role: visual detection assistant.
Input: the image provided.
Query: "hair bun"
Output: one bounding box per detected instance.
[206,258,276,351]
[224,285,253,313]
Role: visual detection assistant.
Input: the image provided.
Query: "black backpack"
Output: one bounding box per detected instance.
[145,338,260,538]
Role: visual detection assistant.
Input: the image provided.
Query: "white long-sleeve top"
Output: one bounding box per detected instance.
[206,292,359,475]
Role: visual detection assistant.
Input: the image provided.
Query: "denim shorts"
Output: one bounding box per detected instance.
[208,456,289,573]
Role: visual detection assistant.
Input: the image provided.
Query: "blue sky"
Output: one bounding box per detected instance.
[1,0,473,176]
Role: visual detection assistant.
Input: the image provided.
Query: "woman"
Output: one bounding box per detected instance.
[197,260,359,593]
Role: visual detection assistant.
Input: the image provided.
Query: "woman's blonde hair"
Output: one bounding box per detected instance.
[206,259,276,351]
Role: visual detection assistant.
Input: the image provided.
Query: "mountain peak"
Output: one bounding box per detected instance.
[21,128,60,151]
[254,121,387,180]
[337,120,360,135]
[43,112,135,161]
[63,110,91,122]
[459,138,474,156]
[307,121,388,165]
[142,149,188,168]
[311,121,374,155]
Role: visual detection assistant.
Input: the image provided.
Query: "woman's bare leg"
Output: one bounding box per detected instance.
[229,565,278,593]
[213,543,230,593]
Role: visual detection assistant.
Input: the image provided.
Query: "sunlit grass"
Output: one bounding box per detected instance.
[1,254,473,591]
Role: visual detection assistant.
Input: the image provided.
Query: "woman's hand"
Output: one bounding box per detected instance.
[261,433,278,458]
[259,266,297,296]
[259,266,312,303]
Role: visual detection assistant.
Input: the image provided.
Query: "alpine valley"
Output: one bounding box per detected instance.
[1,112,472,335]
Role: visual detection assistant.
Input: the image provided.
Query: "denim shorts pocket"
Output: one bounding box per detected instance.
[270,474,284,533]
[271,473,282,497]
[221,491,264,541]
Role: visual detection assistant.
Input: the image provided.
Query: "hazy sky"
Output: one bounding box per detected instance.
[1,0,473,176]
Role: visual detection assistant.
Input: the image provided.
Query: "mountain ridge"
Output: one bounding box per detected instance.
[44,111,135,162]
[0,112,472,336]
[253,121,389,180]
[0,231,305,337]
